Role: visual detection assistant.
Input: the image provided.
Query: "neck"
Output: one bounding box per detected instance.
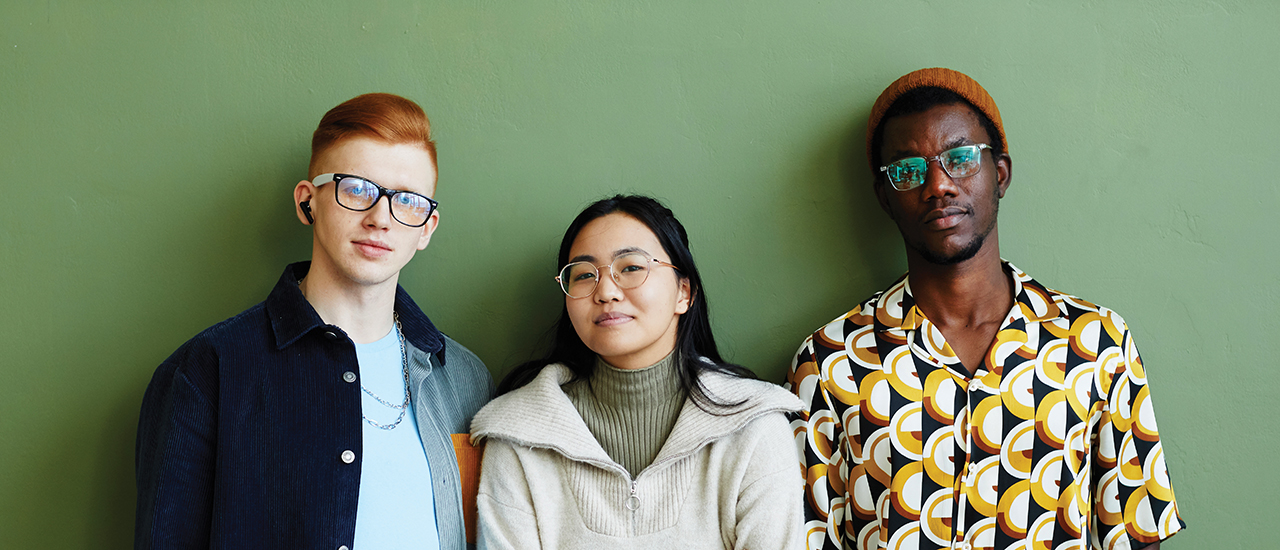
[590,351,683,409]
[904,235,1012,329]
[299,261,398,344]
[565,350,685,475]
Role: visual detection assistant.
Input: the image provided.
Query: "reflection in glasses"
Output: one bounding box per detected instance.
[311,173,438,227]
[879,143,991,191]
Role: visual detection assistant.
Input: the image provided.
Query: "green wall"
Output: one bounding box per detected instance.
[2,1,1273,547]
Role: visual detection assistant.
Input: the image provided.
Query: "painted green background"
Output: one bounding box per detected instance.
[2,0,1273,547]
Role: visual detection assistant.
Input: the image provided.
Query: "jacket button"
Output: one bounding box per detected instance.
[323,330,339,341]
[341,450,355,464]
[343,371,356,383]
[338,546,349,550]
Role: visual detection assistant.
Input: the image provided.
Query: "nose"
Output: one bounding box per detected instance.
[363,195,394,229]
[920,158,960,201]
[592,270,624,303]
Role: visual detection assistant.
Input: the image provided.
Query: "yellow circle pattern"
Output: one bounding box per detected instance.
[784,264,1185,550]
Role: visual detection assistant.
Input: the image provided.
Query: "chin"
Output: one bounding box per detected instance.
[585,337,650,363]
[338,263,401,287]
[914,234,986,266]
[582,338,632,359]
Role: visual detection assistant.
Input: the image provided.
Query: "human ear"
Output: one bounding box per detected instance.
[675,277,692,315]
[415,210,440,251]
[294,181,316,226]
[995,153,1013,199]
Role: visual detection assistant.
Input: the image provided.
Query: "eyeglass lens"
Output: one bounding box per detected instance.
[885,145,985,190]
[336,177,435,227]
[559,252,655,298]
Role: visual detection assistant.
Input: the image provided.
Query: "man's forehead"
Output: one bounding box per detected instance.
[881,103,990,154]
[310,137,437,194]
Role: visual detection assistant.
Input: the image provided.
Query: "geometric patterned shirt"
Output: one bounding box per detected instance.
[785,263,1184,550]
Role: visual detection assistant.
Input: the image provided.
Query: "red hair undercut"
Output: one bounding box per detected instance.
[309,93,437,176]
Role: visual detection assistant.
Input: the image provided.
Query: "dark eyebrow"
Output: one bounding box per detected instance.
[887,137,978,163]
[612,246,646,257]
[567,247,648,265]
[886,148,919,163]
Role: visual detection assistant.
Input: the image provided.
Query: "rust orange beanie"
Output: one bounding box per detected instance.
[866,67,1006,171]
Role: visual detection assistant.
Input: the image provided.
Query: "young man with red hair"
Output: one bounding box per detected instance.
[136,93,492,550]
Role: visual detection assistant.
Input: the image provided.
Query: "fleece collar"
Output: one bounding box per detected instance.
[471,363,801,476]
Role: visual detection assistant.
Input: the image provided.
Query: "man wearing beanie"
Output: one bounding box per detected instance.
[785,68,1184,550]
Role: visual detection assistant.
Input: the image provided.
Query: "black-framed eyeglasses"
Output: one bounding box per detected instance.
[555,251,679,299]
[311,173,439,227]
[879,143,991,191]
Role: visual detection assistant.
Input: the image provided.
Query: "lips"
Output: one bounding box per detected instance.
[922,205,969,230]
[353,239,392,258]
[594,312,634,327]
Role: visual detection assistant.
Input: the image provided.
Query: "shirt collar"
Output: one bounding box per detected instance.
[874,261,1066,333]
[264,262,447,364]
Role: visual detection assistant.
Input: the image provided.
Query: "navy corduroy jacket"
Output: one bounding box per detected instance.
[135,262,493,550]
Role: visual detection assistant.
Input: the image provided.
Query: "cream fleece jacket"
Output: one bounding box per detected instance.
[470,363,805,550]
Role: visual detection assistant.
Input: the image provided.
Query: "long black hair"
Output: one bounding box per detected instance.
[496,194,757,409]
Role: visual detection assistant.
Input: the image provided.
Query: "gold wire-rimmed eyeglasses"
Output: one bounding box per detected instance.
[555,251,679,298]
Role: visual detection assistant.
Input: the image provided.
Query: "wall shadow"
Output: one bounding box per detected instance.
[725,103,904,379]
[87,386,147,546]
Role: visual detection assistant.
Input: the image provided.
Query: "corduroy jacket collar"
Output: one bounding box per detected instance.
[263,262,446,364]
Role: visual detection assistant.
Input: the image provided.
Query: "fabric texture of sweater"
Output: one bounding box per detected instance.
[470,361,805,550]
[562,352,684,476]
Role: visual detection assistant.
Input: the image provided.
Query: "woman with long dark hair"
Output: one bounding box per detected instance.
[470,195,803,549]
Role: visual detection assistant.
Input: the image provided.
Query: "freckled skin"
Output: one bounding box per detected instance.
[289,136,440,343]
[294,137,439,294]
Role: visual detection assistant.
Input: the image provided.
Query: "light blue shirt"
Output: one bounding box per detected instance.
[353,328,440,550]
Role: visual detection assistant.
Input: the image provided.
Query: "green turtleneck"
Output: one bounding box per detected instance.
[562,351,687,477]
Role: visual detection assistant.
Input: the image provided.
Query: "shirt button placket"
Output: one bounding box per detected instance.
[329,328,354,550]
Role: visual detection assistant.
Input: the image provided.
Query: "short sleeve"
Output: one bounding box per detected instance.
[1092,319,1186,548]
[786,332,856,550]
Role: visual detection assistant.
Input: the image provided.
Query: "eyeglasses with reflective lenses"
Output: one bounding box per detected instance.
[879,143,991,191]
[555,252,679,298]
[311,173,439,227]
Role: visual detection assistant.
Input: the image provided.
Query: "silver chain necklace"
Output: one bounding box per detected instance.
[360,313,411,430]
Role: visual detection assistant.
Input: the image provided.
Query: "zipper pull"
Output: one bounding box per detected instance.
[624,480,640,511]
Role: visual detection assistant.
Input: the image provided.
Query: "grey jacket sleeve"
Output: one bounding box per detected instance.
[413,336,495,550]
